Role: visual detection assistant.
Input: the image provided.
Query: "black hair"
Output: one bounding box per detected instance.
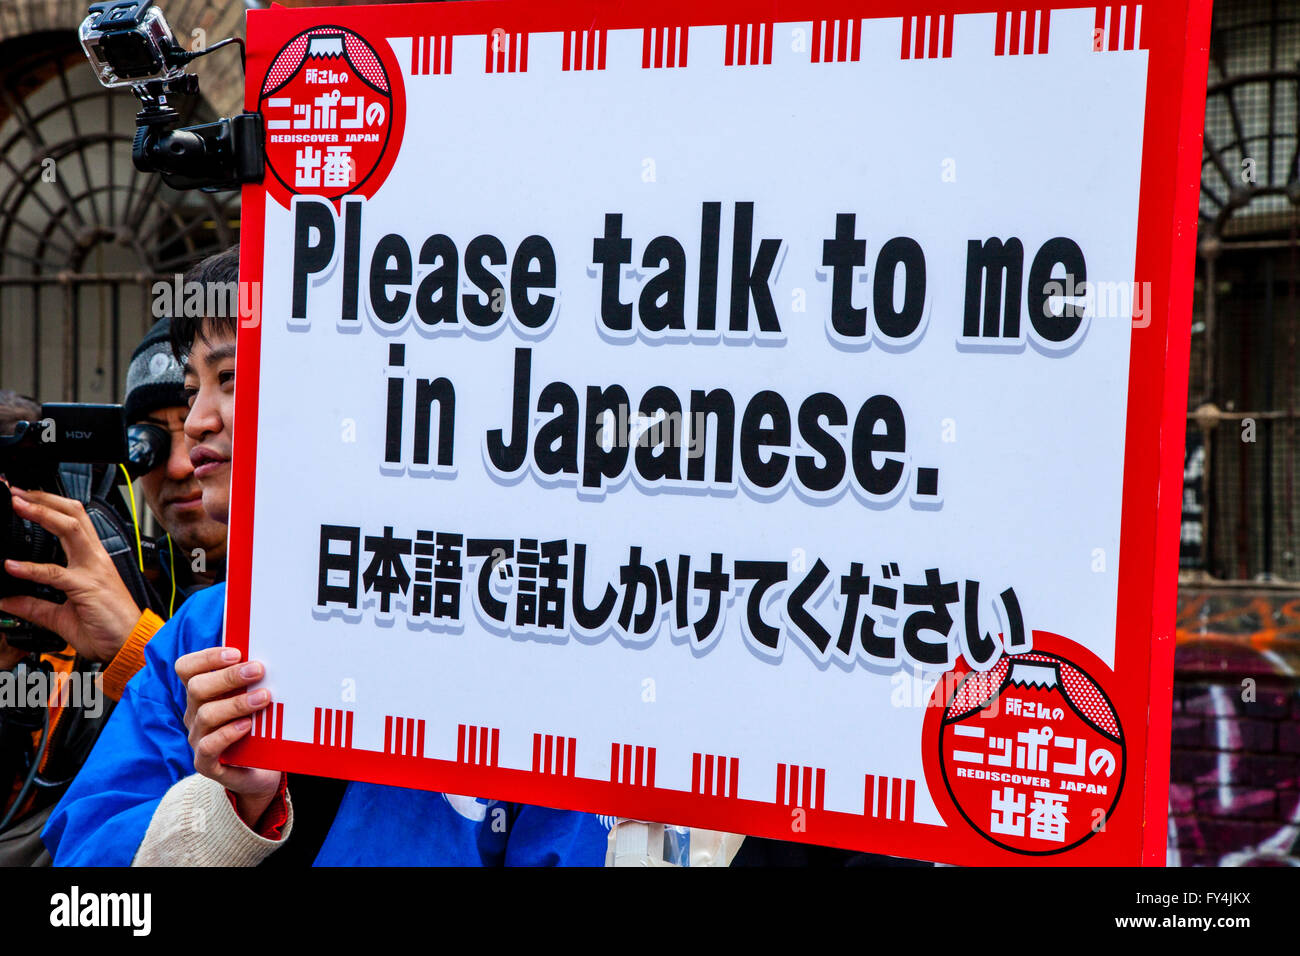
[168,244,241,360]
[0,389,41,435]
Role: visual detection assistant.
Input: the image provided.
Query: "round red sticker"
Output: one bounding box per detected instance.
[923,634,1126,855]
[259,25,405,205]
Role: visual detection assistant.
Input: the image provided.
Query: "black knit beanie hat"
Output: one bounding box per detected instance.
[124,318,186,423]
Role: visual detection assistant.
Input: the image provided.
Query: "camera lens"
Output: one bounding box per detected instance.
[126,423,169,476]
[101,32,163,78]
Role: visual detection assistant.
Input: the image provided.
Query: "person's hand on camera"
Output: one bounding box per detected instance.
[0,487,142,663]
[175,646,281,827]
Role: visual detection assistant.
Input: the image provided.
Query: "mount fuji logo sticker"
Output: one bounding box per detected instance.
[259,25,405,206]
[923,634,1126,855]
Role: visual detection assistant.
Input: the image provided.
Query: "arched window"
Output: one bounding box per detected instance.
[0,31,239,403]
[1191,0,1300,581]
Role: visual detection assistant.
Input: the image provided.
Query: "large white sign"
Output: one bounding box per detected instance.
[229,0,1210,864]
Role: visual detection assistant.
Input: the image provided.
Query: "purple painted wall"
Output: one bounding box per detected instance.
[1170,589,1300,866]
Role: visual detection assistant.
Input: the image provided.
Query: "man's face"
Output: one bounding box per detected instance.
[182,331,236,526]
[135,405,228,562]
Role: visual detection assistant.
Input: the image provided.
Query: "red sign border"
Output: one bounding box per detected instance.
[227,0,1212,866]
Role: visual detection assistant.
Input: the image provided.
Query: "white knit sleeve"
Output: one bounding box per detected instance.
[132,774,293,867]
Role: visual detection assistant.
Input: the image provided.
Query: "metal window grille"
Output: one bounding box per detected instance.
[0,31,240,405]
[1188,0,1300,583]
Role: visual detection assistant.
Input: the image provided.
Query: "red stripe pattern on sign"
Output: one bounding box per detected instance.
[252,702,284,740]
[312,707,353,748]
[410,35,453,74]
[385,715,427,757]
[641,26,689,68]
[775,763,826,809]
[1094,4,1144,51]
[994,10,1052,55]
[563,29,607,71]
[811,19,861,63]
[724,22,774,66]
[457,723,500,766]
[691,753,740,797]
[531,733,576,775]
[863,774,917,821]
[900,15,953,59]
[485,31,529,73]
[610,743,657,787]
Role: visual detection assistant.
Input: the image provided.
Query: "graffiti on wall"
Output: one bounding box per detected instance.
[1171,589,1300,866]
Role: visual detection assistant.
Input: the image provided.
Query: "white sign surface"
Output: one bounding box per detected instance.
[229,0,1208,864]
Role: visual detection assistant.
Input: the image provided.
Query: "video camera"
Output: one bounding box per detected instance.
[79,0,263,192]
[0,404,168,650]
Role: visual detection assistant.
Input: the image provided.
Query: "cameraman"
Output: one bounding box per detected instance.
[0,321,226,861]
[0,320,226,695]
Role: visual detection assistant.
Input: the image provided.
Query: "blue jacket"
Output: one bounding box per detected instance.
[43,584,608,865]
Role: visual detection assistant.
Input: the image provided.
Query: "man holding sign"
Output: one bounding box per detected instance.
[44,247,608,866]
